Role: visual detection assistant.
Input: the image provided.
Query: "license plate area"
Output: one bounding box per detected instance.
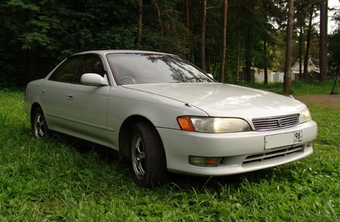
[265,131,302,149]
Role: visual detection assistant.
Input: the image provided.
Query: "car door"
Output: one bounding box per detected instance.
[40,56,83,134]
[63,54,110,147]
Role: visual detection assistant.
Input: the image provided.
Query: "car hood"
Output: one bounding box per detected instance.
[123,83,306,118]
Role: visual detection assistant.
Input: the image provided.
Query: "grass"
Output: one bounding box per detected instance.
[239,79,338,95]
[0,82,339,221]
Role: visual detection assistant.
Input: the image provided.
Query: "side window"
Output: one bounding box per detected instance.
[49,56,82,83]
[83,55,105,76]
[73,55,106,84]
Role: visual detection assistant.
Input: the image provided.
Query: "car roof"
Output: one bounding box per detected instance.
[74,50,175,57]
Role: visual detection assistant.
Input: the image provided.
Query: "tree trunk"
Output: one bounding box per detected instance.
[283,0,294,94]
[136,0,143,46]
[152,0,163,49]
[245,31,252,83]
[298,26,303,78]
[304,5,313,79]
[319,0,328,81]
[264,38,268,84]
[330,64,339,94]
[185,0,190,60]
[236,37,240,83]
[200,0,207,71]
[220,0,228,83]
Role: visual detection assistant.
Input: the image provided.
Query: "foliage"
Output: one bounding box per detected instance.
[0,0,338,88]
[328,28,340,74]
[0,83,339,221]
[328,3,340,80]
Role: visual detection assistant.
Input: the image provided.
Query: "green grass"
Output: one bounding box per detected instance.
[239,79,339,95]
[0,84,339,221]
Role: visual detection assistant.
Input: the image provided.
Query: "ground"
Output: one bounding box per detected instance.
[296,94,340,108]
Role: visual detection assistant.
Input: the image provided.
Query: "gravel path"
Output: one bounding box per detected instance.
[295,94,340,108]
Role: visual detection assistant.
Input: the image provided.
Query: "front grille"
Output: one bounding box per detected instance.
[252,114,299,131]
[243,146,303,165]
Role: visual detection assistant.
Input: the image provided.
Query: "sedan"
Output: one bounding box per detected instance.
[24,50,317,187]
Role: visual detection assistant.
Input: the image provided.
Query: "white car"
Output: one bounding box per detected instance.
[24,50,317,187]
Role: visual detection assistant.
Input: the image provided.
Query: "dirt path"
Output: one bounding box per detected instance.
[295,94,340,108]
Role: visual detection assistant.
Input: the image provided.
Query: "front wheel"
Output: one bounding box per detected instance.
[32,107,49,139]
[130,122,168,187]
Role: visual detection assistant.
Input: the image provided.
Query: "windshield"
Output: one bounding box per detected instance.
[106,53,214,85]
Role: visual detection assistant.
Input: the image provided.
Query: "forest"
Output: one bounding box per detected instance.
[1,0,339,90]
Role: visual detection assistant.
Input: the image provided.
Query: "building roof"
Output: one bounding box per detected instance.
[291,58,320,74]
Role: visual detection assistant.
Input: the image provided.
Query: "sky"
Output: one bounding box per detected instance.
[328,0,340,33]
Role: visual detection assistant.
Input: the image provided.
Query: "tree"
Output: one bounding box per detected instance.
[224,0,282,83]
[220,0,228,82]
[136,0,143,46]
[200,0,207,71]
[0,0,330,88]
[283,0,294,93]
[304,4,315,79]
[328,24,340,93]
[141,0,188,55]
[319,0,328,81]
[185,0,190,60]
[295,0,318,80]
[1,0,68,84]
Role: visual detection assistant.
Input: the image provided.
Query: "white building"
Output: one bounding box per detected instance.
[291,58,320,80]
[253,58,319,83]
[254,68,284,83]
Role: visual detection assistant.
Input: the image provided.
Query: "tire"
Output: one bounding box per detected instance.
[32,107,49,139]
[130,122,168,187]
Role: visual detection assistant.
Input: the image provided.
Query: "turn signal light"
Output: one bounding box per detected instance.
[189,156,222,167]
[177,116,195,131]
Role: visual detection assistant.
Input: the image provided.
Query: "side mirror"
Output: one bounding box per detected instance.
[207,73,214,80]
[81,73,108,86]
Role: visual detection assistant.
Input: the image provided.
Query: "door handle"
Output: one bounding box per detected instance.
[67,94,74,100]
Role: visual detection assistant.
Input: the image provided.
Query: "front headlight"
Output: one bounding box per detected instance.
[177,116,251,133]
[300,108,312,123]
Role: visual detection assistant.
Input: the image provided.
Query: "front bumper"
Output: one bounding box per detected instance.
[158,120,317,176]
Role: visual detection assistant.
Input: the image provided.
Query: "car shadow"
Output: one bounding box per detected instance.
[167,168,279,190]
[43,132,293,190]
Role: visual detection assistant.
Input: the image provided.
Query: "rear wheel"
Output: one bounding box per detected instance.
[32,107,49,139]
[130,122,168,187]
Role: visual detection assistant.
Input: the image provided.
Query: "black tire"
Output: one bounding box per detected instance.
[130,122,168,187]
[32,107,49,139]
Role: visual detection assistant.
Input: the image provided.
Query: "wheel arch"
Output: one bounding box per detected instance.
[30,103,43,127]
[118,115,164,162]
